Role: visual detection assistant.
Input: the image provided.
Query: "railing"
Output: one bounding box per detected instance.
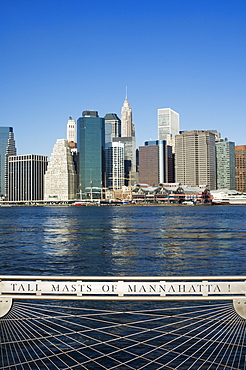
[1,276,246,369]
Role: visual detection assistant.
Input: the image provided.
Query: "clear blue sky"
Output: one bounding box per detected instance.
[1,0,246,157]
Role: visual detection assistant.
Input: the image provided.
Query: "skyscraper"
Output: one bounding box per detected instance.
[121,94,135,138]
[67,116,77,144]
[77,111,105,196]
[8,155,48,201]
[0,127,16,199]
[216,139,235,189]
[235,145,246,193]
[158,108,179,151]
[175,130,216,190]
[138,140,174,186]
[66,116,77,152]
[104,113,121,144]
[44,139,76,201]
[117,94,137,185]
[113,136,136,186]
[105,142,124,190]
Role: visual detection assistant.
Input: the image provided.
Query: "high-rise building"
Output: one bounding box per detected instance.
[0,127,16,199]
[175,130,216,190]
[67,116,76,143]
[121,95,135,138]
[116,94,137,185]
[105,142,124,190]
[8,155,48,201]
[235,145,246,193]
[66,116,77,153]
[138,140,174,186]
[104,113,121,144]
[113,137,136,185]
[44,139,76,201]
[158,108,179,151]
[216,139,235,189]
[77,111,105,196]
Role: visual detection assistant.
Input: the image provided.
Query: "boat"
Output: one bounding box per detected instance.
[211,190,246,205]
[227,195,246,205]
[182,201,195,205]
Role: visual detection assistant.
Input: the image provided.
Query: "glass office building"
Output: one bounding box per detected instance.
[0,127,16,199]
[77,111,105,196]
[216,140,235,190]
[104,113,121,144]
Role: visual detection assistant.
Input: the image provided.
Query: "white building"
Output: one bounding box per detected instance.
[158,108,179,151]
[105,142,124,190]
[66,117,77,152]
[44,139,76,201]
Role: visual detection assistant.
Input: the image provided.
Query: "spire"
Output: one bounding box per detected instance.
[121,90,134,137]
[123,87,130,108]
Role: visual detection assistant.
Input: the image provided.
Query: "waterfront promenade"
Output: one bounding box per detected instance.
[1,205,246,368]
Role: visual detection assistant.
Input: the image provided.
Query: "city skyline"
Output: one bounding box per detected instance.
[1,0,246,158]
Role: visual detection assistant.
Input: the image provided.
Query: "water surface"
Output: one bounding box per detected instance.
[1,205,245,277]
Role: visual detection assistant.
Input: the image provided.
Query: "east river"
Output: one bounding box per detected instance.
[1,204,246,277]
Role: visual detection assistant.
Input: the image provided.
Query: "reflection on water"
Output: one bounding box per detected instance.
[0,205,246,276]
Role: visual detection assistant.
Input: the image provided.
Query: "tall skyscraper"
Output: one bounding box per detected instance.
[138,140,174,186]
[44,139,76,201]
[158,108,179,151]
[235,145,246,193]
[113,136,136,186]
[66,116,77,153]
[77,111,105,196]
[104,113,121,143]
[121,94,135,137]
[0,127,16,199]
[8,155,47,201]
[105,142,124,190]
[216,139,235,189]
[116,94,137,185]
[67,116,76,143]
[175,130,216,190]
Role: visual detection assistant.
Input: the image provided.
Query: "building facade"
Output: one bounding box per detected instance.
[138,140,174,186]
[115,95,137,186]
[105,142,124,190]
[44,139,76,201]
[175,130,216,190]
[67,116,76,143]
[216,140,235,189]
[235,145,246,193]
[113,136,136,186]
[104,113,121,144]
[8,155,48,201]
[158,108,179,151]
[0,127,16,199]
[77,111,105,196]
[121,95,135,137]
[66,116,77,154]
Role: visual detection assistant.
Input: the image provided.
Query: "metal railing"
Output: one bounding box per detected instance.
[1,276,246,369]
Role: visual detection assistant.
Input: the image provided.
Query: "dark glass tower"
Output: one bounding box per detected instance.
[104,113,121,144]
[77,111,105,197]
[0,127,16,199]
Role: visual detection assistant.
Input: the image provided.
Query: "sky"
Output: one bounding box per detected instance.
[1,0,246,157]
